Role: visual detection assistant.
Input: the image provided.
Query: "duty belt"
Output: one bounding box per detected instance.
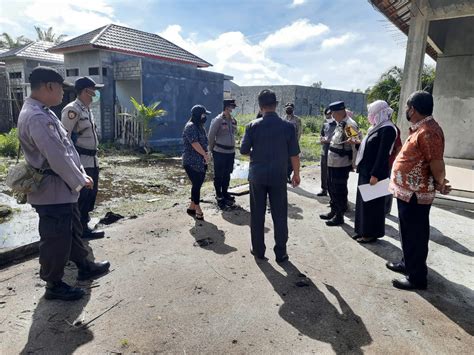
[215,143,235,151]
[75,145,98,156]
[35,168,58,176]
[329,146,352,159]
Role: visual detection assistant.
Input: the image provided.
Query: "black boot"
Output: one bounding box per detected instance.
[319,211,335,220]
[326,214,344,226]
[44,281,85,301]
[77,260,111,281]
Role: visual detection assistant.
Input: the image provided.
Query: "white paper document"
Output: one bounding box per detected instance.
[358,178,392,202]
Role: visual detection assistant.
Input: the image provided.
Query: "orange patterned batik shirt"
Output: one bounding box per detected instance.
[389,116,445,205]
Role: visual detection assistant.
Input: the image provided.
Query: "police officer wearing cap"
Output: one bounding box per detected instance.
[61,77,104,239]
[240,89,301,262]
[208,99,238,207]
[320,101,362,226]
[17,66,110,301]
[284,102,302,182]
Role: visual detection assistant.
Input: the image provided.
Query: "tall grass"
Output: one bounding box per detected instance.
[0,128,19,158]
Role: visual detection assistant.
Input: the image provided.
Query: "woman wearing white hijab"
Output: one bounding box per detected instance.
[353,100,397,243]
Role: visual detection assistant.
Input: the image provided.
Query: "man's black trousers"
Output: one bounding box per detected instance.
[249,182,288,258]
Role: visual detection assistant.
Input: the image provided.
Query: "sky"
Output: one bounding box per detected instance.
[0,0,435,91]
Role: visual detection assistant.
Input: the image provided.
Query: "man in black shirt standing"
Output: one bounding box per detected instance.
[240,89,301,262]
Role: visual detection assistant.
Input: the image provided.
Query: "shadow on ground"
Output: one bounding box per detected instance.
[257,260,372,354]
[189,220,237,255]
[20,241,99,354]
[339,226,474,336]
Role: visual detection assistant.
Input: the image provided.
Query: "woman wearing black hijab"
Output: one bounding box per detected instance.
[182,105,211,220]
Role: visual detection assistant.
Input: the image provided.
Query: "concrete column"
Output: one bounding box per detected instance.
[397,0,430,141]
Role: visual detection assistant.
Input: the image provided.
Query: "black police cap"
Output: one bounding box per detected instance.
[224,99,237,108]
[75,76,105,91]
[285,102,295,108]
[29,66,73,87]
[329,101,345,111]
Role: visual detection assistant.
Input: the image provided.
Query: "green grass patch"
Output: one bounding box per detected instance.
[0,128,20,158]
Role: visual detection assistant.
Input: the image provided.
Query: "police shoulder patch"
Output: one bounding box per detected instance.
[68,110,77,119]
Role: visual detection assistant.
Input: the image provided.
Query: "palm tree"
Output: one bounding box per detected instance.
[0,33,32,49]
[367,65,435,121]
[34,26,66,44]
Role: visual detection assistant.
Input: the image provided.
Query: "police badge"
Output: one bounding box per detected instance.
[68,110,77,119]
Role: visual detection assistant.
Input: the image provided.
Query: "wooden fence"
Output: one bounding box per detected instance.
[114,104,143,148]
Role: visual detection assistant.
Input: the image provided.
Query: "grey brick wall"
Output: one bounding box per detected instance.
[233,85,367,117]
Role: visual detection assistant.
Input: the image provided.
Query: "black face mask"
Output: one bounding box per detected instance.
[286,108,293,115]
[201,116,207,124]
[405,109,412,122]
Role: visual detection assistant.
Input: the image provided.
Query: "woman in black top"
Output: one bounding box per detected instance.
[182,105,211,220]
[354,100,397,243]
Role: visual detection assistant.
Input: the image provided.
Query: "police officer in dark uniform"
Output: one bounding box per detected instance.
[61,77,104,238]
[17,67,110,301]
[240,89,301,262]
[320,101,361,226]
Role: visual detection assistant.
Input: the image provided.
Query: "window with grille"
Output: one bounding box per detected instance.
[9,72,21,79]
[66,68,79,76]
[89,67,99,75]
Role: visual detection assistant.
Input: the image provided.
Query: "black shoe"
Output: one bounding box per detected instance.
[392,277,427,290]
[77,261,111,281]
[44,281,85,301]
[326,215,344,226]
[82,227,105,239]
[386,261,406,274]
[319,211,335,220]
[316,190,327,196]
[250,249,267,260]
[216,196,227,207]
[276,254,289,263]
[223,193,235,203]
[223,198,235,206]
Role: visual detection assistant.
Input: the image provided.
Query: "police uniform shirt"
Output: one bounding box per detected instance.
[327,116,361,168]
[240,112,300,185]
[208,113,237,154]
[61,98,99,168]
[320,119,337,156]
[285,114,302,141]
[17,98,88,205]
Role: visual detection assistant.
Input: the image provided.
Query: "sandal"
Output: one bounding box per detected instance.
[187,208,196,216]
[195,212,204,221]
[357,236,377,244]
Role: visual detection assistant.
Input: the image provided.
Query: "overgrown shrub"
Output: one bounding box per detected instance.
[301,115,324,135]
[353,114,370,134]
[0,128,19,158]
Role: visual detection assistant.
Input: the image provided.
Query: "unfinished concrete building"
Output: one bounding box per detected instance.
[371,0,474,199]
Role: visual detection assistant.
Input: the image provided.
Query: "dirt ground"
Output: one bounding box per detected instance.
[0,163,473,354]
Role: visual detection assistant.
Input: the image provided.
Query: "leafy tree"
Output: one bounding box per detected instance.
[0,33,31,49]
[311,81,323,88]
[34,26,66,44]
[366,65,435,121]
